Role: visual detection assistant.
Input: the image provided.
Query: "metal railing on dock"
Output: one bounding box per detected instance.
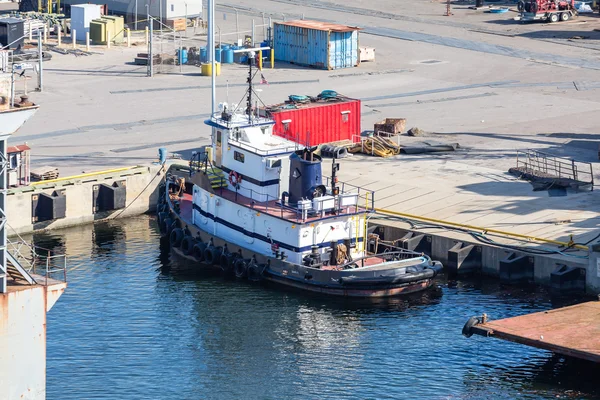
[514,149,594,189]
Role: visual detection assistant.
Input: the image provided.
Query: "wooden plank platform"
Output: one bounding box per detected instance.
[466,301,600,362]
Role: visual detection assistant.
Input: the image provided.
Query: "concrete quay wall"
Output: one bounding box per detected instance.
[375,222,597,294]
[7,164,166,236]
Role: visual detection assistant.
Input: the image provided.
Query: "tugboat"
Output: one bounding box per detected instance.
[157,50,442,297]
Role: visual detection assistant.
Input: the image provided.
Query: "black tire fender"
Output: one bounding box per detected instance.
[180,236,195,255]
[170,228,184,248]
[234,258,249,278]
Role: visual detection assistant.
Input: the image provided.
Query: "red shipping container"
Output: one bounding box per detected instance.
[264,99,361,147]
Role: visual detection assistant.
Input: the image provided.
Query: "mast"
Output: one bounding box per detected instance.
[209,0,215,116]
[246,55,252,123]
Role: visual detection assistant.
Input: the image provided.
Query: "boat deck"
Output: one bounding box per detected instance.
[468,301,600,363]
[181,180,365,223]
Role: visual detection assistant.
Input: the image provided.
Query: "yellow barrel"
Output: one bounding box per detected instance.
[201,62,221,76]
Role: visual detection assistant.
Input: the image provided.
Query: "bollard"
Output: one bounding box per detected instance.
[86,31,90,51]
[107,28,111,49]
[43,26,47,44]
[258,50,262,70]
[270,48,274,69]
[28,22,32,41]
[145,26,149,47]
[57,25,61,46]
[126,28,131,47]
[72,29,76,49]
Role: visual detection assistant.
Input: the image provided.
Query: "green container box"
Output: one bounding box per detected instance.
[101,15,124,43]
[89,19,107,44]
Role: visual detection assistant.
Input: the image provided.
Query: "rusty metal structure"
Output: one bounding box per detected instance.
[463,300,600,363]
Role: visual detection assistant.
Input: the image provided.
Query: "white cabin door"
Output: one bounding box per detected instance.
[216,130,222,167]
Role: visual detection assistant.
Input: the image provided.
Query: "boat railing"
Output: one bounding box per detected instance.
[239,185,370,223]
[340,249,426,269]
[7,238,67,286]
[323,176,376,212]
[227,136,299,156]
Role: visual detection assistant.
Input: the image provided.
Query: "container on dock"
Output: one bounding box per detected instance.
[70,4,102,41]
[101,15,124,43]
[273,20,360,70]
[261,94,361,146]
[89,19,107,44]
[0,18,24,50]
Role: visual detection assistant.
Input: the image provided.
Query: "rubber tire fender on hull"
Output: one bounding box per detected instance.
[234,258,249,278]
[204,245,223,265]
[247,263,264,282]
[180,235,196,256]
[220,252,238,274]
[193,242,207,262]
[170,228,184,248]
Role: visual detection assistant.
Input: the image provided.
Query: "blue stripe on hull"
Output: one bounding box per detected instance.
[192,203,363,253]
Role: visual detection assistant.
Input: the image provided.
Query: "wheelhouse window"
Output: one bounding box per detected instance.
[234,151,245,163]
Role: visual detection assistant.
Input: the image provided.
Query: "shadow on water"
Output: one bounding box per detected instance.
[466,355,600,399]
[92,221,125,256]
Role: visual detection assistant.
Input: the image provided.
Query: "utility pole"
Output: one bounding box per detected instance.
[37,30,43,91]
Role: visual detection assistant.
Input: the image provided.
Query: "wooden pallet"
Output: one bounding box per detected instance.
[30,166,59,181]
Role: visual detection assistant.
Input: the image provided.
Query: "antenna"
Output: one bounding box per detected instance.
[232,47,271,124]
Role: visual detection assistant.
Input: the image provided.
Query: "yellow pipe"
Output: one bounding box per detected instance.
[270,48,274,69]
[30,166,139,186]
[258,50,263,70]
[374,207,589,251]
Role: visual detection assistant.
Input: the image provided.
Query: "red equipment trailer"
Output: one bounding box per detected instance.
[517,0,577,22]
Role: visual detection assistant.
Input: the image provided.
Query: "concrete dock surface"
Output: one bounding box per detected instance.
[8,0,600,250]
[466,300,600,362]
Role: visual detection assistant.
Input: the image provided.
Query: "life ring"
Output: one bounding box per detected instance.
[229,170,242,187]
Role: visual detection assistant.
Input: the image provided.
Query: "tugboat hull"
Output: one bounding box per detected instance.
[159,181,442,298]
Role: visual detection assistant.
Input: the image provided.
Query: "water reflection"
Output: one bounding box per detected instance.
[41,216,600,400]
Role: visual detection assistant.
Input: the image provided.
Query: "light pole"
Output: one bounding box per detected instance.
[134,0,138,30]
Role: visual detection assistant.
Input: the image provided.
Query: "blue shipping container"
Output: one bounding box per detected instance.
[273,20,360,70]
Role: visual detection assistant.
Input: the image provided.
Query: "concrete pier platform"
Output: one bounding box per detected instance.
[464,300,600,363]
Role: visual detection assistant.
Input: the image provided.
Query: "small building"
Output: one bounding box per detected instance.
[273,20,361,70]
[7,144,30,187]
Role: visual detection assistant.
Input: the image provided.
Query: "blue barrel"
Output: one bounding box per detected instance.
[215,47,222,63]
[223,48,234,64]
[222,44,230,51]
[177,49,188,65]
[158,147,167,164]
[200,47,207,63]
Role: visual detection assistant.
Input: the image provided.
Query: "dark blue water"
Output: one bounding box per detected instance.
[39,216,600,399]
